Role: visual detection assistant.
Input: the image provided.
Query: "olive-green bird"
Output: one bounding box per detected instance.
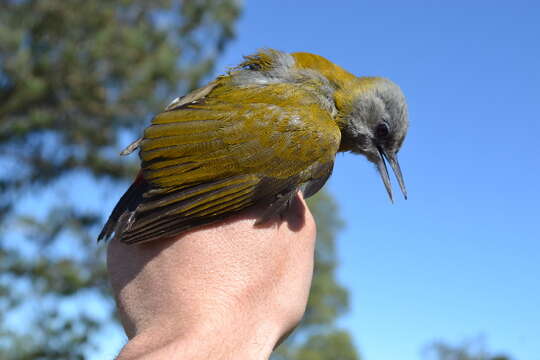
[98,49,408,245]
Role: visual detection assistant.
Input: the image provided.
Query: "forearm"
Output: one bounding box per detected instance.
[116,319,279,360]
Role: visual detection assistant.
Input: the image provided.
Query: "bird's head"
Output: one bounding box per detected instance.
[336,77,408,201]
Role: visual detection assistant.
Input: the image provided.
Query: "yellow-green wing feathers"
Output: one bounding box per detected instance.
[120,79,340,244]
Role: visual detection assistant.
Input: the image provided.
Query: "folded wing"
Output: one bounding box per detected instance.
[115,79,341,244]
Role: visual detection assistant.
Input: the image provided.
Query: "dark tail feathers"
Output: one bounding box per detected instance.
[97,172,148,242]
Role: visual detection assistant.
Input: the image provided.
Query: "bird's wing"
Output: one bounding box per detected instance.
[119,80,340,244]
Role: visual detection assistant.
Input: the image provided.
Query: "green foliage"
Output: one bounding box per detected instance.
[0,0,361,358]
[423,338,513,360]
[295,331,358,360]
[272,192,361,360]
[0,0,240,190]
[306,192,348,327]
[0,1,361,358]
[0,0,240,357]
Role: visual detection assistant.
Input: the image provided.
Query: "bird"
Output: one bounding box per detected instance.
[98,49,408,245]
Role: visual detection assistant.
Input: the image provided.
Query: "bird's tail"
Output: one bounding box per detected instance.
[97,171,149,242]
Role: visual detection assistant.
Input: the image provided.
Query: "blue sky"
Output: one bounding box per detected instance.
[212,1,539,360]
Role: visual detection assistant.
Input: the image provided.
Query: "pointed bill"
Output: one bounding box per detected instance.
[379,147,407,200]
[376,148,394,203]
[386,153,407,199]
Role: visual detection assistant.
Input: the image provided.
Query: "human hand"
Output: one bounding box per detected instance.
[107,193,316,360]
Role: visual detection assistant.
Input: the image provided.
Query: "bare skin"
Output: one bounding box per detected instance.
[107,193,316,360]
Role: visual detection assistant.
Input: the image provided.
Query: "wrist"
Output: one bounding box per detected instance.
[117,311,280,360]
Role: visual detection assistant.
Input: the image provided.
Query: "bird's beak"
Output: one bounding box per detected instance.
[376,146,407,202]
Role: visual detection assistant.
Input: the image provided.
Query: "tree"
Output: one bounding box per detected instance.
[0,1,240,358]
[0,1,360,358]
[423,337,513,360]
[272,191,361,360]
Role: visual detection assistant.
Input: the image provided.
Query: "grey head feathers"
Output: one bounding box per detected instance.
[339,77,409,201]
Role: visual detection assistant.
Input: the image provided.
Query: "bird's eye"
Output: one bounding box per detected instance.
[244,63,261,71]
[375,123,390,139]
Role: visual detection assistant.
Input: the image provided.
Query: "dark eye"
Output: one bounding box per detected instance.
[375,123,390,139]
